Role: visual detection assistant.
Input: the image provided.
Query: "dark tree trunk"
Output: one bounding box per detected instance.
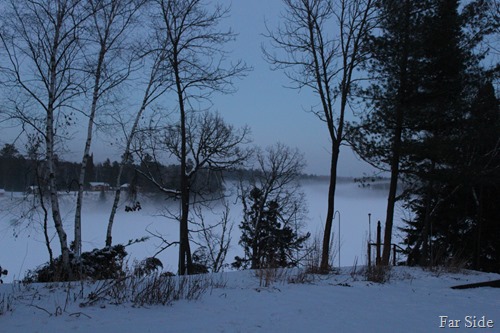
[380,0,410,266]
[320,143,340,271]
[175,50,192,275]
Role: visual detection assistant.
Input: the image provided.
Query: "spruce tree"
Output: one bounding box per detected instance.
[234,187,310,269]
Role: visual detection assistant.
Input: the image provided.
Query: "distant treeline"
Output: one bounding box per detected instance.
[0,143,343,193]
[0,144,224,194]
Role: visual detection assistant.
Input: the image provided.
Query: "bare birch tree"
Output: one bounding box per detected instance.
[73,0,146,259]
[104,11,175,248]
[263,0,376,272]
[0,0,89,278]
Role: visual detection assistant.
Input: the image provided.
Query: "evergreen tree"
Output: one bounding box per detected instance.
[351,0,497,269]
[349,0,432,265]
[0,143,27,191]
[234,187,310,269]
[402,81,500,271]
[100,159,113,184]
[401,0,472,266]
[84,153,95,187]
[467,86,500,271]
[398,0,499,270]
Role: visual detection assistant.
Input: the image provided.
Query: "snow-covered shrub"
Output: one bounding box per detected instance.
[133,257,164,277]
[79,245,127,280]
[191,248,210,274]
[0,266,7,284]
[23,245,127,282]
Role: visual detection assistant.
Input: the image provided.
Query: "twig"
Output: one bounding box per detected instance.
[69,312,92,319]
[27,304,53,316]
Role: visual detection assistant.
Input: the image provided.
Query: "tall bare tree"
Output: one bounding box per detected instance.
[0,0,89,277]
[73,0,146,259]
[152,0,248,275]
[263,0,375,272]
[104,8,175,248]
[135,111,250,274]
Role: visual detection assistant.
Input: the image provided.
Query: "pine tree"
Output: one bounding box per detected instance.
[0,144,25,191]
[351,0,497,269]
[399,0,499,270]
[349,0,432,265]
[465,82,500,270]
[403,81,500,271]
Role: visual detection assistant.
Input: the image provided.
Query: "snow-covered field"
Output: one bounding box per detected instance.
[1,266,499,332]
[1,180,499,332]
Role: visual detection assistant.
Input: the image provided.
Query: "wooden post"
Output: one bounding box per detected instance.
[376,221,381,265]
[368,243,371,267]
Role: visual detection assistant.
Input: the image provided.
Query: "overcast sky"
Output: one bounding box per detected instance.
[212,0,374,176]
[1,0,376,177]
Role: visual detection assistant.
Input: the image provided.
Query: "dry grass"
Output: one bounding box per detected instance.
[82,272,226,307]
[303,232,336,275]
[0,293,14,315]
[254,267,315,287]
[365,265,391,283]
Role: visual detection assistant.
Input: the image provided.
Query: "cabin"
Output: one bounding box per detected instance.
[0,189,5,197]
[89,182,111,192]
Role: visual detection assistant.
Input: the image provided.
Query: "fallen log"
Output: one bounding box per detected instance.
[451,279,500,289]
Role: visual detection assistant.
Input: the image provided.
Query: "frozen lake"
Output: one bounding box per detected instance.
[0,180,400,282]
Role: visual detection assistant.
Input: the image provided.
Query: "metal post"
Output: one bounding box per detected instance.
[338,211,340,268]
[334,210,341,269]
[368,213,372,244]
[368,213,372,267]
[376,221,381,265]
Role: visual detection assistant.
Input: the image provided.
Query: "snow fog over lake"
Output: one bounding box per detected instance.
[0,179,393,282]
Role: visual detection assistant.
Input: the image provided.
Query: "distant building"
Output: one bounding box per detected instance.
[26,186,40,194]
[89,182,111,191]
[120,183,140,195]
[0,189,5,197]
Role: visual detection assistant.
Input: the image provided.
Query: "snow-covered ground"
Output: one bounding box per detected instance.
[0,266,499,332]
[1,181,499,332]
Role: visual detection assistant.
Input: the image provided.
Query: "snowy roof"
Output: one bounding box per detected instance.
[89,182,110,186]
